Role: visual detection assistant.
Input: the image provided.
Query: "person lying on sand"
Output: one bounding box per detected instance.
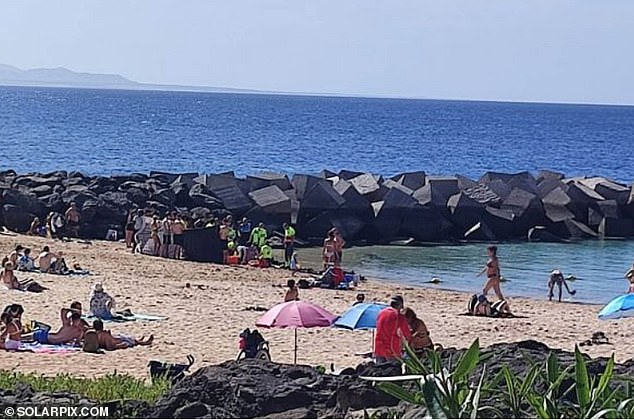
[92,319,153,350]
[1,262,47,292]
[469,294,512,317]
[32,308,85,346]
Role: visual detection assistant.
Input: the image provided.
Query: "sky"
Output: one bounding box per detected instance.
[1,0,633,104]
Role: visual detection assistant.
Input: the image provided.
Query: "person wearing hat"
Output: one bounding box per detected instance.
[548,269,576,302]
[89,283,116,319]
[374,295,411,363]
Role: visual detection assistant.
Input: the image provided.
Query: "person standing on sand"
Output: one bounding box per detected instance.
[238,217,252,247]
[374,295,411,363]
[333,228,346,266]
[249,222,268,250]
[283,223,296,268]
[322,230,337,269]
[65,202,81,238]
[478,246,505,301]
[124,209,136,249]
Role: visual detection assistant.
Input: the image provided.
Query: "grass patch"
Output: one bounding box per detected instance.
[0,370,170,403]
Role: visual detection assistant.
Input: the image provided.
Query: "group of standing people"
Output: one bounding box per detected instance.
[125,209,186,259]
[322,228,345,269]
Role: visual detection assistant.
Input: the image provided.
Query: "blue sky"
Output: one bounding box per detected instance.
[1,0,632,104]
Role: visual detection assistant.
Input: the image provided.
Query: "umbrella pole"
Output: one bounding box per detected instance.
[294,328,298,364]
[371,329,375,354]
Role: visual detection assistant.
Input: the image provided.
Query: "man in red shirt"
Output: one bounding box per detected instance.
[374,295,412,363]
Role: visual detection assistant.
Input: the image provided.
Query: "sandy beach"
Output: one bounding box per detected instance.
[0,232,631,379]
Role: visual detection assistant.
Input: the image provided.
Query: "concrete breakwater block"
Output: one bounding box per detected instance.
[248,185,292,215]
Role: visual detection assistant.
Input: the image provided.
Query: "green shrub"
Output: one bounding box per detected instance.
[0,370,170,403]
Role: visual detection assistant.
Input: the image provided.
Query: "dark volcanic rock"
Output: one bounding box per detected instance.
[148,359,398,419]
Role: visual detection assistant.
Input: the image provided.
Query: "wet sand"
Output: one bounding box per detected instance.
[0,233,630,378]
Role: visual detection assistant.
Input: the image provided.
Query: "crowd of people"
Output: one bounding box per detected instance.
[1,283,153,352]
[28,203,82,240]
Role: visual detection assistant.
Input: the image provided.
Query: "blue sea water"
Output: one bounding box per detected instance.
[1,86,633,180]
[1,85,634,304]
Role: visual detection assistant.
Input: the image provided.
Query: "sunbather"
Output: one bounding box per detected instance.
[1,262,47,292]
[7,245,24,267]
[92,319,153,350]
[33,308,85,345]
[1,304,24,351]
[89,283,116,319]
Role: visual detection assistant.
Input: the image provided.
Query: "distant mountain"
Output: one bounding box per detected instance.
[0,64,137,89]
[0,64,264,94]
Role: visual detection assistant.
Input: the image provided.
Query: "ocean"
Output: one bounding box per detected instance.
[1,85,633,303]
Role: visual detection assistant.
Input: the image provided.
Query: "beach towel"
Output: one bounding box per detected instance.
[83,313,168,323]
[18,343,81,354]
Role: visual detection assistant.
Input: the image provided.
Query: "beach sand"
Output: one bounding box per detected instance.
[0,233,631,379]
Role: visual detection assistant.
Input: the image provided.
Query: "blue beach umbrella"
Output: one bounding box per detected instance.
[598,294,634,320]
[334,302,388,330]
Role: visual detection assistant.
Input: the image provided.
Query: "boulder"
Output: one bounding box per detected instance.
[542,187,575,223]
[536,170,565,183]
[207,175,252,212]
[171,182,193,208]
[599,217,634,238]
[150,188,177,207]
[447,192,485,229]
[319,169,337,179]
[501,188,543,219]
[482,206,518,239]
[579,177,630,204]
[13,174,64,188]
[333,179,372,212]
[390,171,426,191]
[413,176,459,209]
[456,175,479,191]
[300,180,345,211]
[2,204,35,233]
[528,226,567,242]
[303,212,367,242]
[461,184,501,206]
[596,200,620,219]
[546,219,598,240]
[381,179,413,196]
[349,173,384,202]
[189,184,223,210]
[247,172,292,191]
[248,186,292,215]
[87,176,119,195]
[126,187,151,207]
[338,170,365,181]
[2,189,47,216]
[291,174,324,201]
[480,171,538,194]
[400,206,455,242]
[536,177,566,199]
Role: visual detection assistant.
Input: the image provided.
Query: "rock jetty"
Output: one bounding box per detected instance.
[1,169,633,244]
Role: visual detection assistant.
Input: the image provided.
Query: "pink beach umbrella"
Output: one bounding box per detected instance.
[256,301,337,364]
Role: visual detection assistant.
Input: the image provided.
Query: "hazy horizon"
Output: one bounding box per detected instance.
[1,1,633,105]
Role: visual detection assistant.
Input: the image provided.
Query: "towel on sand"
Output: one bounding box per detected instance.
[83,313,168,323]
[19,343,81,354]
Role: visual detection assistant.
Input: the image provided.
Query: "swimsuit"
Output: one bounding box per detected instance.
[33,328,49,344]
